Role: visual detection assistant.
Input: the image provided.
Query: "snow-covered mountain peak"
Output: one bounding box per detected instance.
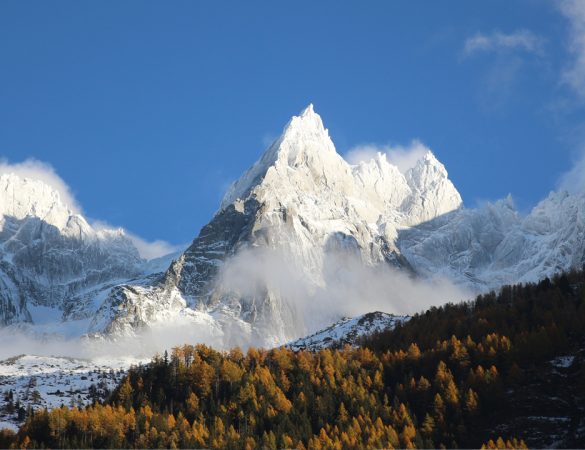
[286,312,410,351]
[94,106,469,346]
[279,103,324,142]
[402,150,463,225]
[353,151,395,170]
[0,170,156,327]
[7,105,585,350]
[0,173,74,230]
[421,149,440,163]
[523,189,583,234]
[502,193,515,207]
[273,103,337,166]
[220,105,463,231]
[407,150,448,184]
[295,102,321,125]
[0,172,128,242]
[220,104,344,209]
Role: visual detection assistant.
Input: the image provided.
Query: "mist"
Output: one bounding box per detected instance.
[0,320,226,363]
[216,246,471,339]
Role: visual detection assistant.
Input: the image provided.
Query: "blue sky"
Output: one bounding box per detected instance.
[1,1,585,254]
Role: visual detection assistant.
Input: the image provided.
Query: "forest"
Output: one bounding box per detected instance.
[2,268,585,449]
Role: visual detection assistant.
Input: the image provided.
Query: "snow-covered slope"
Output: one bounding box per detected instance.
[286,312,409,351]
[92,105,462,346]
[0,354,141,430]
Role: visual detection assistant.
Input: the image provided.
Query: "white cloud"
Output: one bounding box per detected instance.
[559,158,585,192]
[0,158,82,213]
[217,246,471,338]
[559,0,585,98]
[344,146,380,165]
[126,233,183,260]
[344,140,431,173]
[0,324,223,361]
[462,30,545,112]
[554,1,585,192]
[463,30,543,56]
[0,243,471,358]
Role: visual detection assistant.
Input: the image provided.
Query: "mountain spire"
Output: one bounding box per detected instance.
[281,103,327,139]
[220,104,341,209]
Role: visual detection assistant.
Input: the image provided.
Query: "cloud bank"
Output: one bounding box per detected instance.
[344,140,431,174]
[0,324,225,362]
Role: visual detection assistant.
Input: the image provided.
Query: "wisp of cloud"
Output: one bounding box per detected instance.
[463,30,543,56]
[215,245,471,340]
[344,140,431,174]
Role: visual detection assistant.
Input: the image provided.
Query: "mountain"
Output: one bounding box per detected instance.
[285,311,409,351]
[0,173,166,330]
[86,105,585,346]
[90,105,463,346]
[399,190,585,291]
[2,105,585,349]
